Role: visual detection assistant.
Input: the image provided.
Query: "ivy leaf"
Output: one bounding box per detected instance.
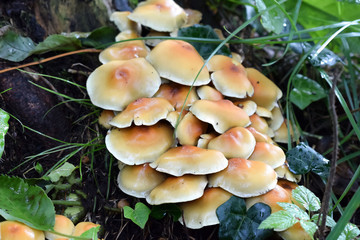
[123,202,151,229]
[338,223,360,240]
[81,26,118,48]
[0,109,10,159]
[46,162,77,182]
[0,175,55,231]
[287,142,330,178]
[277,202,309,221]
[150,203,182,221]
[292,186,321,211]
[311,214,336,228]
[290,74,327,110]
[0,30,36,62]
[258,210,298,231]
[255,0,285,34]
[217,196,272,240]
[177,24,231,59]
[300,220,317,238]
[31,34,82,55]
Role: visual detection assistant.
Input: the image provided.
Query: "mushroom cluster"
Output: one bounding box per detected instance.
[87,0,301,232]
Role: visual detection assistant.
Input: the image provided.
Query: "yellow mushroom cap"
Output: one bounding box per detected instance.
[249,114,274,137]
[98,40,149,64]
[248,142,286,169]
[128,0,187,32]
[146,40,210,86]
[207,127,256,159]
[197,132,217,149]
[165,110,188,127]
[146,175,208,205]
[245,185,291,213]
[175,112,208,146]
[207,55,254,98]
[277,179,304,210]
[190,99,250,134]
[150,145,228,176]
[179,187,232,229]
[110,11,141,32]
[117,163,167,198]
[196,85,224,101]
[246,68,283,110]
[208,158,278,198]
[45,215,74,240]
[98,110,115,129]
[233,100,257,116]
[268,105,284,131]
[246,127,273,143]
[184,9,202,27]
[109,97,174,128]
[86,58,161,111]
[274,119,295,143]
[256,106,273,118]
[275,164,302,183]
[154,83,199,111]
[0,221,45,240]
[73,222,100,237]
[277,222,312,240]
[105,122,174,165]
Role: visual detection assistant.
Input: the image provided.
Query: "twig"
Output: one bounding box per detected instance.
[0,49,101,74]
[317,68,341,239]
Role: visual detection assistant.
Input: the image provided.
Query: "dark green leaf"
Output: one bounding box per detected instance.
[309,46,342,67]
[255,0,285,34]
[150,204,181,221]
[290,74,327,110]
[287,142,330,177]
[31,35,82,54]
[217,196,272,240]
[0,30,36,62]
[0,109,10,159]
[47,162,77,182]
[81,26,118,48]
[177,24,231,59]
[123,202,151,229]
[0,175,55,231]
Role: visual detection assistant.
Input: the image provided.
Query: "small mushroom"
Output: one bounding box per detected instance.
[190,99,250,134]
[273,119,295,143]
[183,9,202,27]
[146,40,210,86]
[208,158,278,198]
[249,114,274,137]
[196,85,224,101]
[256,106,273,118]
[117,163,167,198]
[110,11,141,32]
[0,221,45,240]
[150,145,228,176]
[45,215,74,240]
[268,105,284,131]
[207,127,256,159]
[277,222,312,240]
[197,133,217,149]
[233,100,257,116]
[275,164,301,183]
[146,175,208,205]
[248,142,286,169]
[98,110,115,129]
[246,127,273,143]
[73,222,100,237]
[175,112,208,146]
[105,122,174,165]
[179,187,232,229]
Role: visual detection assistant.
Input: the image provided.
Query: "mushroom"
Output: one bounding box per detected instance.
[248,142,286,169]
[197,133,217,149]
[207,55,254,98]
[256,106,273,118]
[150,145,228,176]
[165,109,188,127]
[179,187,232,229]
[233,100,257,116]
[275,164,302,183]
[146,40,210,86]
[110,11,141,32]
[273,119,295,143]
[196,85,224,101]
[208,158,278,198]
[117,163,167,198]
[190,99,250,134]
[249,113,274,137]
[0,221,45,240]
[207,127,256,159]
[268,105,284,131]
[128,0,187,32]
[183,9,202,27]
[45,215,74,240]
[175,112,208,146]
[146,175,208,205]
[98,110,115,129]
[246,127,273,143]
[86,58,161,111]
[277,179,304,210]
[73,222,100,237]
[277,222,312,240]
[105,122,174,165]
[109,97,174,128]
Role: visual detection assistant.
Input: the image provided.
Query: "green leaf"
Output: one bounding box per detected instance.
[255,0,285,34]
[123,202,151,229]
[47,162,77,182]
[290,74,327,110]
[0,175,55,231]
[31,34,82,54]
[0,30,36,62]
[276,202,309,221]
[292,186,321,211]
[80,26,118,48]
[287,142,330,177]
[69,225,100,240]
[217,196,272,240]
[0,109,10,159]
[258,210,298,231]
[177,24,231,59]
[311,214,336,228]
[150,203,182,221]
[300,220,317,238]
[338,223,360,240]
